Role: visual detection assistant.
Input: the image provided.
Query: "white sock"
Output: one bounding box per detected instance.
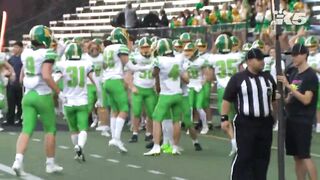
[133,132,138,135]
[161,121,168,145]
[46,157,54,165]
[110,117,117,138]
[145,132,151,136]
[192,139,198,145]
[153,144,161,150]
[71,134,78,146]
[92,113,98,121]
[78,131,87,149]
[197,109,208,127]
[317,123,320,127]
[163,119,173,146]
[15,154,23,163]
[115,117,125,141]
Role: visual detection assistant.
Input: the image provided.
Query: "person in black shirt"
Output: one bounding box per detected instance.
[5,41,23,126]
[278,43,318,180]
[221,48,276,180]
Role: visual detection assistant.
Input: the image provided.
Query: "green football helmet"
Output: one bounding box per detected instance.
[242,43,252,52]
[110,27,129,45]
[252,40,265,50]
[184,42,196,51]
[138,37,152,47]
[151,36,159,43]
[215,34,232,53]
[195,39,207,47]
[29,25,52,48]
[180,32,191,43]
[230,36,240,47]
[92,38,103,45]
[304,36,318,47]
[156,38,173,56]
[64,43,82,60]
[72,37,83,44]
[173,39,183,47]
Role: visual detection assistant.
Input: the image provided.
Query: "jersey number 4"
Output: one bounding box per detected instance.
[66,66,85,87]
[168,64,180,80]
[25,56,35,76]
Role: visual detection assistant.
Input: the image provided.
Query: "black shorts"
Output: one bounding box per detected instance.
[285,119,313,159]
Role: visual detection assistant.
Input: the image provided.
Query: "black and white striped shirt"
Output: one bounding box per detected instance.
[223,69,276,118]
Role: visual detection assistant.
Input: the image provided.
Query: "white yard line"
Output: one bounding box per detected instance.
[106,159,119,163]
[58,145,70,150]
[0,163,43,180]
[31,138,41,142]
[126,164,141,169]
[89,154,103,159]
[147,170,165,175]
[172,177,188,180]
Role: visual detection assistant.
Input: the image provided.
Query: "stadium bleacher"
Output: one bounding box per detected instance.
[47,0,233,39]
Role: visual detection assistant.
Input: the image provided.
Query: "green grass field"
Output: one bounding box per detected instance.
[0,123,319,180]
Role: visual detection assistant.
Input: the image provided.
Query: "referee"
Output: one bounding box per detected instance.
[221,48,276,180]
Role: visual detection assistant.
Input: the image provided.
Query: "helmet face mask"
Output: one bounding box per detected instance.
[138,37,152,57]
[195,39,207,53]
[140,46,151,58]
[183,42,196,59]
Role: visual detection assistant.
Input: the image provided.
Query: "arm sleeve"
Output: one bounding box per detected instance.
[118,44,129,56]
[223,75,238,102]
[44,49,58,64]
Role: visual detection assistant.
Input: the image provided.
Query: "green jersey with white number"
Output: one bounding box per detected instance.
[211,52,242,89]
[130,53,154,88]
[154,56,183,95]
[102,44,129,80]
[307,53,320,82]
[56,60,93,106]
[21,48,57,95]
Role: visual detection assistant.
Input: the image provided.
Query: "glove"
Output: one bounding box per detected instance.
[58,92,67,104]
[229,138,237,156]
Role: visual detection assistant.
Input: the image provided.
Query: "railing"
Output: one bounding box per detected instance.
[127,22,248,50]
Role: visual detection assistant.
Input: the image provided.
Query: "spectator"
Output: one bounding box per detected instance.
[278,43,318,180]
[142,11,160,28]
[6,41,23,126]
[177,12,186,26]
[184,9,192,26]
[159,9,169,27]
[124,2,140,29]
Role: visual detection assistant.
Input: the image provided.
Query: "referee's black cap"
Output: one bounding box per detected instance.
[291,43,309,56]
[246,48,266,61]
